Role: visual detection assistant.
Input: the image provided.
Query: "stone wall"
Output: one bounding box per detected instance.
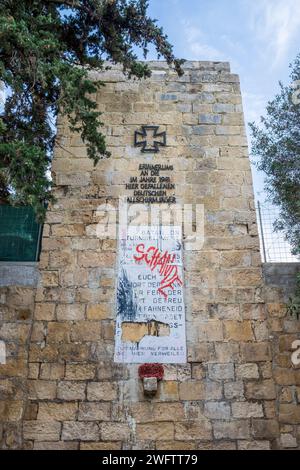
[264,263,300,449]
[0,61,299,450]
[0,266,37,449]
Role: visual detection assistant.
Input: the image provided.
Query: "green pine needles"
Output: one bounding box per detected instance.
[0,0,183,220]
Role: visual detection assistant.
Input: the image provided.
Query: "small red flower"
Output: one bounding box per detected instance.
[138,363,164,380]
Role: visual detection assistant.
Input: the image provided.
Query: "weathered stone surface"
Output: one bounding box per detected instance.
[65,364,96,381]
[224,321,254,341]
[159,381,179,401]
[153,403,185,421]
[62,421,100,441]
[175,420,212,441]
[237,440,271,450]
[34,303,56,321]
[215,343,240,363]
[70,321,102,342]
[251,419,280,439]
[1,61,297,451]
[280,433,298,448]
[232,402,264,418]
[37,403,78,421]
[47,322,70,343]
[178,381,205,400]
[245,380,276,400]
[224,381,244,399]
[208,363,234,380]
[57,381,86,401]
[273,368,296,386]
[78,402,111,421]
[39,363,65,380]
[28,380,56,400]
[264,402,277,419]
[56,304,85,321]
[0,401,23,421]
[87,382,117,401]
[213,420,250,439]
[23,421,61,441]
[241,304,265,320]
[86,304,111,320]
[204,402,231,420]
[136,422,174,441]
[266,303,286,318]
[34,441,79,450]
[236,363,259,379]
[241,342,271,362]
[279,404,300,424]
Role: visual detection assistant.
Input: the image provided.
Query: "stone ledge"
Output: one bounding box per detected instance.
[98,60,231,71]
[263,262,300,302]
[88,60,232,82]
[263,262,300,287]
[0,262,40,287]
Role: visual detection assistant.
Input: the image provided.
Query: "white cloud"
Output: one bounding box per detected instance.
[243,91,267,125]
[181,21,226,61]
[247,0,300,66]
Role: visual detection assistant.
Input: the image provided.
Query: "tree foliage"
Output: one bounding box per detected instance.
[0,0,183,219]
[250,54,300,316]
[250,55,300,254]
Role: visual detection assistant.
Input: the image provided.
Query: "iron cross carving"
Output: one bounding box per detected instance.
[134,126,166,153]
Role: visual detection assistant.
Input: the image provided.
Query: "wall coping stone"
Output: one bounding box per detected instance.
[0,262,39,287]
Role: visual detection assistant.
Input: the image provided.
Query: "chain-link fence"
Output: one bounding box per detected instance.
[0,205,43,262]
[0,202,298,264]
[256,201,299,263]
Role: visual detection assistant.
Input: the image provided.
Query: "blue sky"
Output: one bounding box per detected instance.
[1,0,298,201]
[145,0,300,201]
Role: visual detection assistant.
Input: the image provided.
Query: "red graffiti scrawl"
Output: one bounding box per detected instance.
[134,244,183,299]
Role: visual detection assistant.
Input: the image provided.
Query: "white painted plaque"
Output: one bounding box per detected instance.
[114,225,186,363]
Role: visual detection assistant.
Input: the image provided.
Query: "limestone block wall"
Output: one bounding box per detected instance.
[0,61,299,450]
[264,264,300,449]
[0,283,36,449]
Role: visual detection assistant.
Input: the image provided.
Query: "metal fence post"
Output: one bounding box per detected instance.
[257,201,267,263]
[35,223,43,262]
